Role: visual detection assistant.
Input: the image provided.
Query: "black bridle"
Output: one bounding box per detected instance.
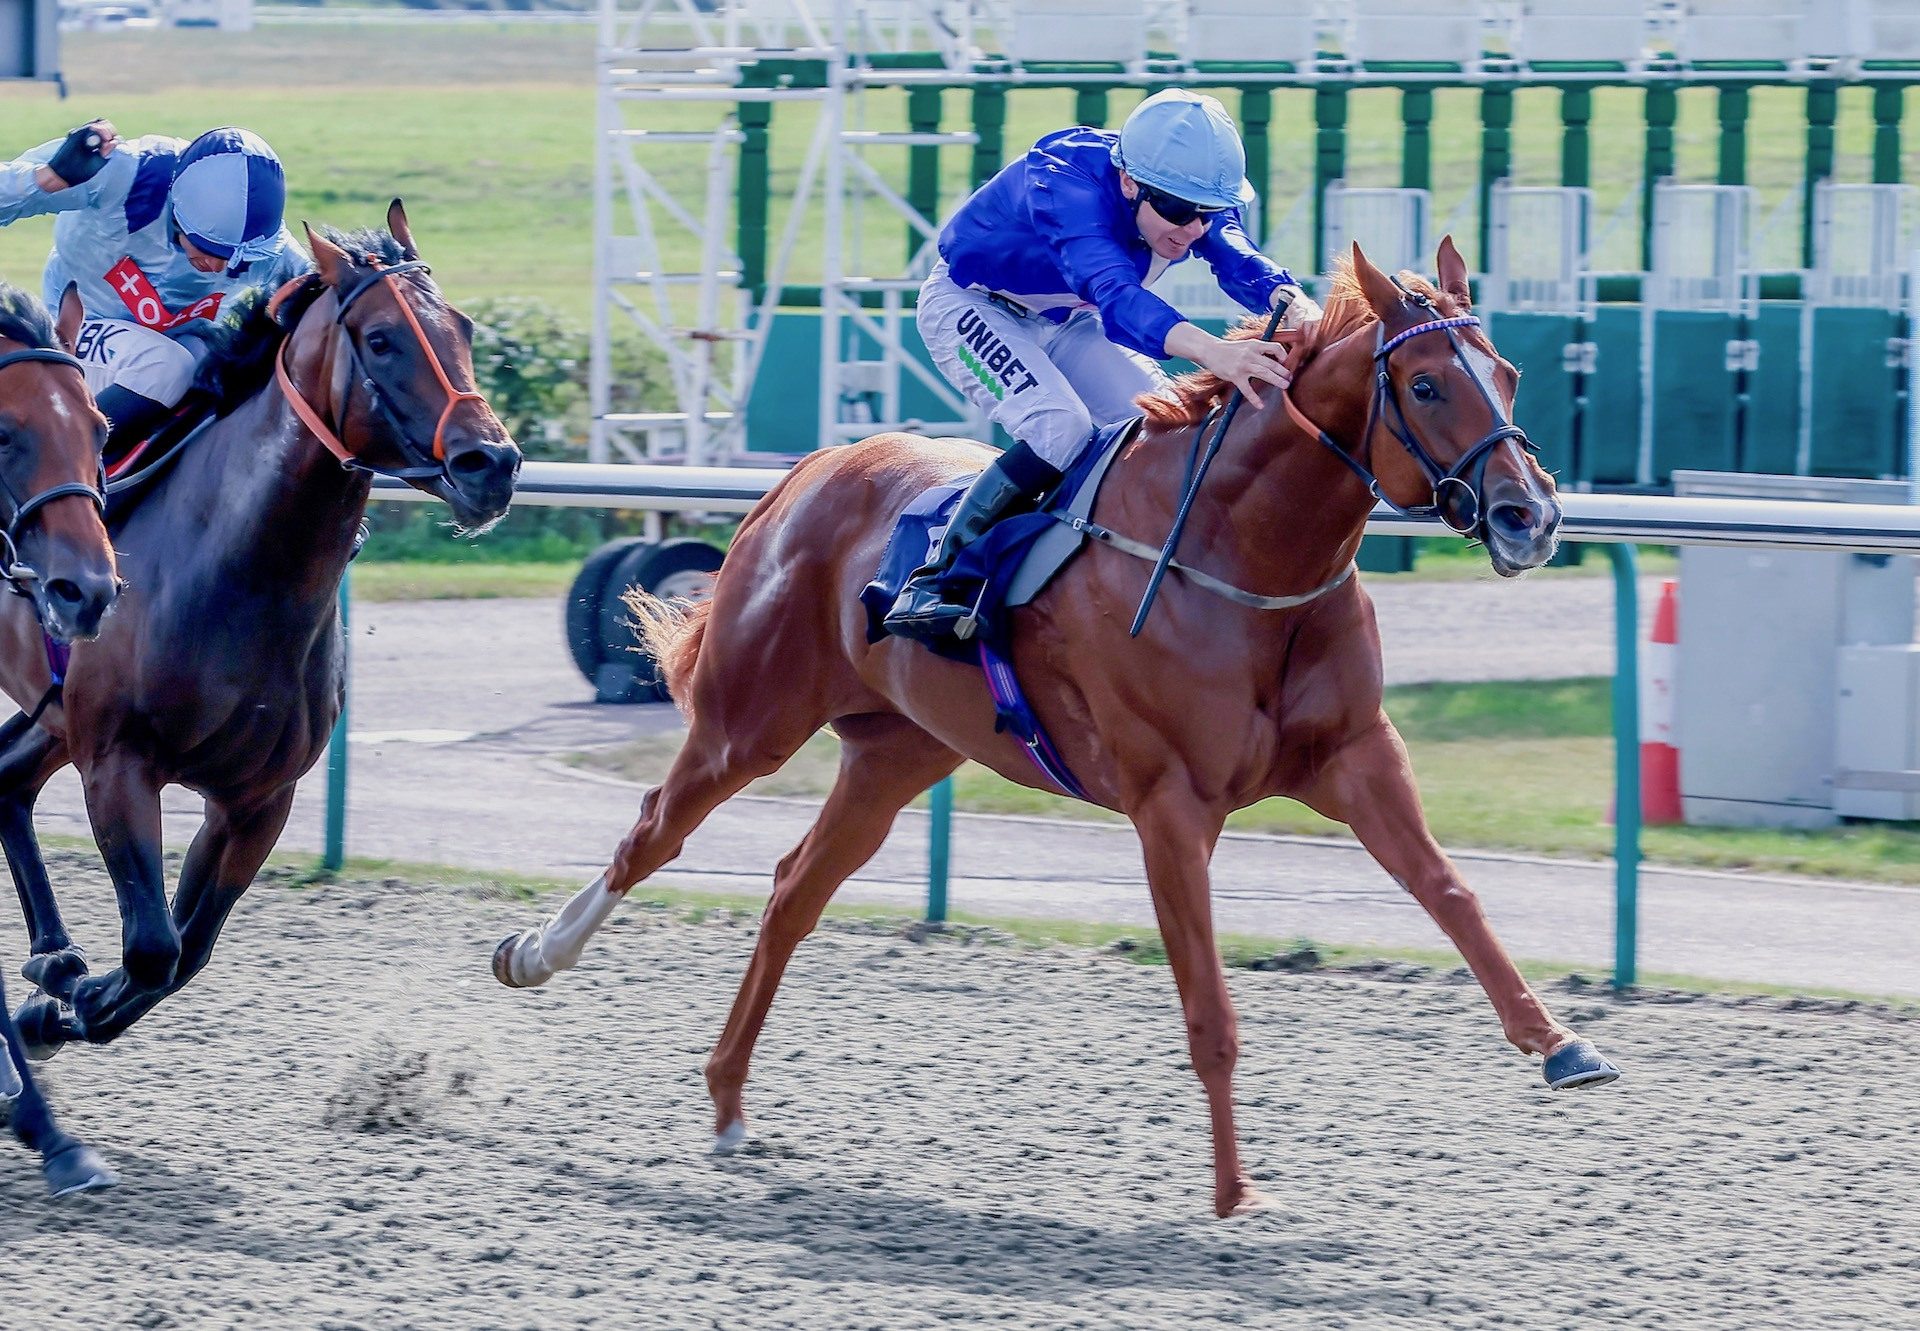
[0,348,108,589]
[1299,291,1537,537]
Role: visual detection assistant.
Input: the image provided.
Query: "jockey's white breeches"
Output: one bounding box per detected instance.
[916,261,1166,470]
[70,319,198,406]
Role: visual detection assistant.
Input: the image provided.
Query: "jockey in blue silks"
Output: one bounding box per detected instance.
[884,87,1321,641]
[0,121,312,455]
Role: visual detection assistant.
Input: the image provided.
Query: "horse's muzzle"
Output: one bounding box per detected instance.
[40,563,120,642]
[438,437,521,528]
[1483,484,1562,576]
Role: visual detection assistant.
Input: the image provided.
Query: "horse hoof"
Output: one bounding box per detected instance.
[492,933,548,989]
[0,1054,21,1102]
[12,997,70,1063]
[712,1120,748,1156]
[43,1142,118,1198]
[1543,1039,1621,1090]
[20,946,88,999]
[1219,1188,1270,1219]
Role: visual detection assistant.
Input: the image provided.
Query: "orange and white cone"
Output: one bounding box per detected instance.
[1639,579,1683,825]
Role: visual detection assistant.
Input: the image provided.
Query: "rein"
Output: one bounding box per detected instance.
[271,259,493,481]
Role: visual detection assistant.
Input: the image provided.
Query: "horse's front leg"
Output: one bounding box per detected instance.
[1302,716,1620,1088]
[34,756,178,1048]
[59,786,296,1049]
[1132,793,1261,1217]
[0,962,116,1195]
[0,723,91,998]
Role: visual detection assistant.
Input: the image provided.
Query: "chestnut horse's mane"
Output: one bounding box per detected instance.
[1138,260,1470,428]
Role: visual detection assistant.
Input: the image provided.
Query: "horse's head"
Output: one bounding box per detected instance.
[1349,238,1562,576]
[0,285,118,641]
[295,201,521,530]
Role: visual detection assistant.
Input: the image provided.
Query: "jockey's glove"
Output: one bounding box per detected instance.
[46,120,114,188]
[1275,282,1322,333]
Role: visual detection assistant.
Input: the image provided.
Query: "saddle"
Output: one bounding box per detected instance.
[859,416,1140,663]
[858,417,1141,800]
[102,397,218,525]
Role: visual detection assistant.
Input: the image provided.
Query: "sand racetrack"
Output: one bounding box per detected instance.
[3,855,1916,1330]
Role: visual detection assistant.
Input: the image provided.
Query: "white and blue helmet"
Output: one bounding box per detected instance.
[168,127,287,265]
[1110,88,1255,211]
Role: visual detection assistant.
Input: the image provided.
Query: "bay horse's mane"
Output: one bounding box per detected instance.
[1138,260,1469,429]
[0,282,58,351]
[191,225,409,415]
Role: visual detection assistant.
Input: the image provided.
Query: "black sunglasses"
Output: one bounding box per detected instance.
[1135,183,1226,228]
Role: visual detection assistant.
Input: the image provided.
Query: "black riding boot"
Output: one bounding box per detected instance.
[94,385,173,468]
[883,441,1064,642]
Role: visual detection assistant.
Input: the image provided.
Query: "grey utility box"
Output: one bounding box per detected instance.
[1674,471,1916,828]
[1,0,57,82]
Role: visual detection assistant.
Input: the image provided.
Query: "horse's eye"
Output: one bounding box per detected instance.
[1411,377,1438,402]
[366,330,393,355]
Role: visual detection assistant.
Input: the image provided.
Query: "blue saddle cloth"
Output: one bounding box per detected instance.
[858,417,1137,663]
[857,419,1141,801]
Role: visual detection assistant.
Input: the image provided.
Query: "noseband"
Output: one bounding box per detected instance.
[1282,296,1536,537]
[0,348,108,588]
[273,259,494,481]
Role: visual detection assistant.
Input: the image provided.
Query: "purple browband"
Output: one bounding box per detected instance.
[1377,314,1482,357]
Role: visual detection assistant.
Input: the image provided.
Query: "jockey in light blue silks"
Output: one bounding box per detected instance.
[885,88,1322,641]
[0,121,312,455]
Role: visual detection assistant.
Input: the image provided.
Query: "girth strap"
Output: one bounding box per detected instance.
[1052,510,1356,612]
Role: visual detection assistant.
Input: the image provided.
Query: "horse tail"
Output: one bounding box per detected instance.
[623,589,711,716]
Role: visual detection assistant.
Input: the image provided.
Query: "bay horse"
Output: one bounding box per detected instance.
[0,282,119,1195]
[494,240,1619,1217]
[0,203,520,1067]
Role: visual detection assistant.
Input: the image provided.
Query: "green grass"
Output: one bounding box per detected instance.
[347,559,579,602]
[573,676,1920,885]
[5,26,1916,325]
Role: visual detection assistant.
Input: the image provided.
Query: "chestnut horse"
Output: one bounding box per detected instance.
[0,282,119,1195]
[0,204,520,1069]
[494,240,1619,1217]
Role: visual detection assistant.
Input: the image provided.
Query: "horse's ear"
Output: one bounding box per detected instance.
[386,198,419,261]
[1436,234,1472,311]
[1350,242,1402,321]
[55,283,83,354]
[305,223,351,287]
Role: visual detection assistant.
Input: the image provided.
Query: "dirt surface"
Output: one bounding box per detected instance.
[4,859,1916,1330]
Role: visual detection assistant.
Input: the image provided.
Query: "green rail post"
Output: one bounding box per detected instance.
[323,571,350,872]
[1240,86,1272,229]
[907,85,943,260]
[1873,85,1904,185]
[737,92,773,301]
[1074,85,1109,129]
[927,775,952,922]
[1716,83,1749,186]
[1803,82,1837,269]
[1607,544,1640,990]
[1401,86,1433,192]
[1479,83,1513,267]
[971,84,1006,189]
[1313,84,1348,274]
[1642,84,1678,272]
[1560,86,1591,189]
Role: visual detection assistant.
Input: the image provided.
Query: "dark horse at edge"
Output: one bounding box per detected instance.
[0,203,520,1076]
[0,281,120,1194]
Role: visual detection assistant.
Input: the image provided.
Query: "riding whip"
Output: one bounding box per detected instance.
[1127,300,1288,637]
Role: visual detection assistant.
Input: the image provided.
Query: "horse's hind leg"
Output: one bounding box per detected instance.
[0,966,116,1196]
[0,725,88,998]
[1303,717,1619,1088]
[494,702,827,989]
[705,713,961,1152]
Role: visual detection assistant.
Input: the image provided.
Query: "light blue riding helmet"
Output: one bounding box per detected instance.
[168,127,287,268]
[1110,88,1256,211]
